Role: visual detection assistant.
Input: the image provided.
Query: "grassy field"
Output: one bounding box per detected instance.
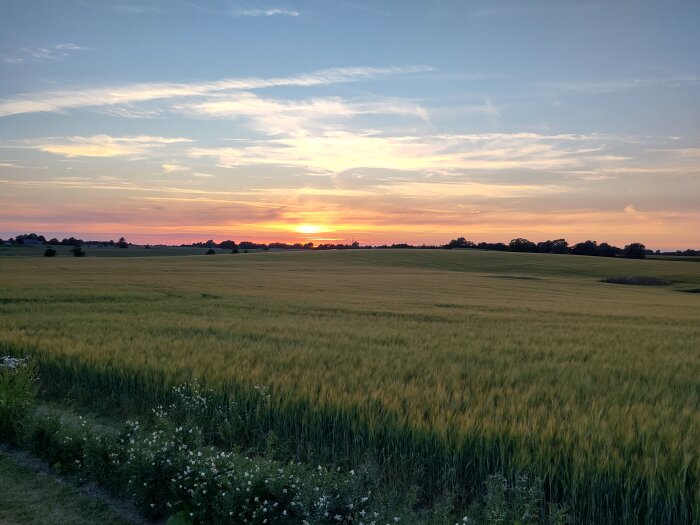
[1,249,698,523]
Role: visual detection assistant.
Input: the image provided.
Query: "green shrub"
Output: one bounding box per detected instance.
[0,356,37,443]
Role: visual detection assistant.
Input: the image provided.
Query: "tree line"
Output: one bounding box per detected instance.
[444,237,658,259]
[3,232,699,259]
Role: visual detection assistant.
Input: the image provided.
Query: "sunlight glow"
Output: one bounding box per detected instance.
[295,224,326,234]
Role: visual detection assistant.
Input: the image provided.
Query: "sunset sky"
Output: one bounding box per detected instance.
[1,1,699,249]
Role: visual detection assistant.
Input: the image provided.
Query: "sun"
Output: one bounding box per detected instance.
[294,224,325,234]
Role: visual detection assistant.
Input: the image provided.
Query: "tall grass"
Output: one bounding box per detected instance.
[0,250,698,523]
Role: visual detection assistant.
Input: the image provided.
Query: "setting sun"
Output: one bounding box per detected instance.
[294,224,326,234]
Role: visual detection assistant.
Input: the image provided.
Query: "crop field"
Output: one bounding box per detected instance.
[1,250,699,523]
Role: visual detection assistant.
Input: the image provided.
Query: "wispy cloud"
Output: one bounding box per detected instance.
[161,163,189,173]
[186,132,623,174]
[0,65,433,117]
[111,4,163,14]
[25,135,192,158]
[0,43,88,64]
[229,7,300,17]
[540,75,700,95]
[178,92,427,133]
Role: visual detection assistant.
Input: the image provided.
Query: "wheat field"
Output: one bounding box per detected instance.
[1,250,698,523]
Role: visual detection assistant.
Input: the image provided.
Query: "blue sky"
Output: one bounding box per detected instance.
[1,0,699,248]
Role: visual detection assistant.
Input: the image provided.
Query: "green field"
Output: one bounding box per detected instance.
[1,250,699,523]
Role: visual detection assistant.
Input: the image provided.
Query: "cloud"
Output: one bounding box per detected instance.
[229,7,300,17]
[111,4,162,14]
[27,135,192,158]
[540,75,700,95]
[0,65,433,117]
[1,43,88,64]
[186,132,623,174]
[161,163,189,173]
[178,92,428,134]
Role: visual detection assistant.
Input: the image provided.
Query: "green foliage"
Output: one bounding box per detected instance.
[167,511,193,525]
[0,356,37,442]
[460,474,569,525]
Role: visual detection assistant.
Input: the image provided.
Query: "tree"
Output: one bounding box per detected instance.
[43,248,57,257]
[571,240,598,256]
[509,238,538,252]
[597,242,620,257]
[220,240,237,250]
[550,240,570,254]
[537,239,567,254]
[446,237,476,249]
[622,242,646,259]
[116,237,128,248]
[205,249,216,255]
[70,247,86,257]
[62,237,83,247]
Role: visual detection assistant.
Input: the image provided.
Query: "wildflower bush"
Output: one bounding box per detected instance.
[0,356,37,442]
[108,402,376,524]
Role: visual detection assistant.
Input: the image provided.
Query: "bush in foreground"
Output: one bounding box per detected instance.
[0,356,36,443]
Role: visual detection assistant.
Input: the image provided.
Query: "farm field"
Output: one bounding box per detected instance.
[1,249,699,523]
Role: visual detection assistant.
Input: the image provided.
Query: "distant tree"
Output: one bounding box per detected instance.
[550,240,570,254]
[571,240,599,256]
[477,242,508,251]
[509,238,538,252]
[70,247,86,257]
[16,233,46,244]
[446,237,476,249]
[537,239,567,253]
[220,240,237,250]
[43,248,57,257]
[205,249,216,255]
[116,237,128,248]
[597,242,620,257]
[351,241,360,248]
[62,237,83,247]
[622,242,646,259]
[145,244,151,249]
[47,238,60,245]
[231,248,239,254]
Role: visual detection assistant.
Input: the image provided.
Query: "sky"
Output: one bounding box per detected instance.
[0,0,699,249]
